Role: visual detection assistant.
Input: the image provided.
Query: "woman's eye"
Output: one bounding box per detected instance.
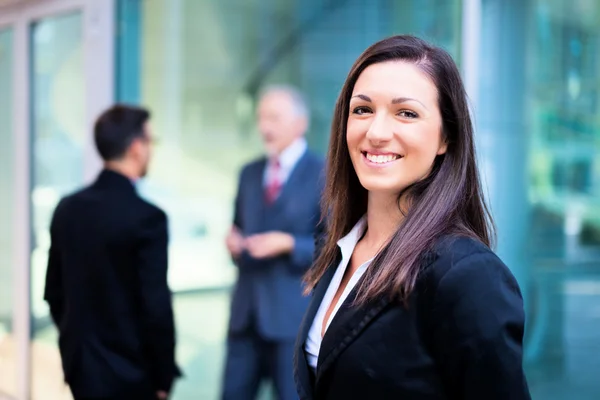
[398,110,418,118]
[351,106,371,115]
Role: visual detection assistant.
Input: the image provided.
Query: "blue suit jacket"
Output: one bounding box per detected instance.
[229,150,324,340]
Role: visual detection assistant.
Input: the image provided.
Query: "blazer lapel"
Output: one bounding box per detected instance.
[271,150,310,209]
[315,285,391,386]
[315,249,439,387]
[256,158,268,202]
[294,252,340,400]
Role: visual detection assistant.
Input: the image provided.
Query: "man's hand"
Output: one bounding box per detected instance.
[244,231,294,259]
[225,226,244,258]
[156,390,168,399]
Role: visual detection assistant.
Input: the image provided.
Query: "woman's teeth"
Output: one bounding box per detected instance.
[365,153,400,164]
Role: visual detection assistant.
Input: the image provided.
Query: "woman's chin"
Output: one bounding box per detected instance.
[360,180,406,196]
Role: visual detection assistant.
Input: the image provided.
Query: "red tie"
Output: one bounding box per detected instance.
[265,159,281,204]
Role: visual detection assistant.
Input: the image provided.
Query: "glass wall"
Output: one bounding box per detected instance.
[525,0,600,398]
[475,0,600,398]
[122,0,462,398]
[29,12,85,400]
[0,27,17,398]
[529,0,600,250]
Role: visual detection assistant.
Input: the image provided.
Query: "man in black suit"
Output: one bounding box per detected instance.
[44,105,181,400]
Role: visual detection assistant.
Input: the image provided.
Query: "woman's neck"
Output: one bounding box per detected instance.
[362,192,405,250]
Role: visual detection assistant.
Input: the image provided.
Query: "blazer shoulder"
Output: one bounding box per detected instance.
[304,150,325,168]
[53,185,91,214]
[435,235,494,263]
[134,196,167,220]
[246,157,268,169]
[425,235,515,292]
[239,157,267,178]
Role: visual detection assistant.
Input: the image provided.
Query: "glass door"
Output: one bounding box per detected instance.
[29,12,85,400]
[0,0,115,399]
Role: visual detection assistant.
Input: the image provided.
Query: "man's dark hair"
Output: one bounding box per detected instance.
[94,104,151,161]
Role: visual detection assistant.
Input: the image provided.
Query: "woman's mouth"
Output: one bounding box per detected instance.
[362,151,403,165]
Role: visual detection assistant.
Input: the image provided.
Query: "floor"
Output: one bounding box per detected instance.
[13,291,274,400]
[3,272,600,400]
[527,277,600,400]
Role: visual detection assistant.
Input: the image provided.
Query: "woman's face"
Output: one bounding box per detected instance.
[346,61,447,196]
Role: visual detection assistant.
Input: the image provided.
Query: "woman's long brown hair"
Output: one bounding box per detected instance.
[303,35,495,304]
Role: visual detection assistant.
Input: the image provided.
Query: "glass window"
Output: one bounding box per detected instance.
[525,0,600,397]
[529,0,600,234]
[121,1,462,398]
[29,12,85,400]
[0,27,17,399]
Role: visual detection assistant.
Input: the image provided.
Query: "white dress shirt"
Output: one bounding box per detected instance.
[304,216,372,372]
[263,137,308,187]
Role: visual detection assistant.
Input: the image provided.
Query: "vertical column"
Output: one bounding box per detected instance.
[13,15,31,400]
[477,0,530,299]
[84,0,115,183]
[461,0,480,109]
[163,0,182,147]
[115,0,140,103]
[476,0,557,364]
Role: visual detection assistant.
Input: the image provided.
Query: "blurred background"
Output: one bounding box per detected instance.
[1,0,599,399]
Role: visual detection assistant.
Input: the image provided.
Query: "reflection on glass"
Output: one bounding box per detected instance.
[0,28,17,398]
[529,0,600,245]
[525,0,600,398]
[30,12,84,400]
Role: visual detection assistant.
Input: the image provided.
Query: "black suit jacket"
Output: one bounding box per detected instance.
[294,235,531,400]
[44,169,181,397]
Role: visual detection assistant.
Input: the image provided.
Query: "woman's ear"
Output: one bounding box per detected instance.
[437,139,448,155]
[437,128,448,155]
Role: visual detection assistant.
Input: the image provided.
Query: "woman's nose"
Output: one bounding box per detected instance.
[365,114,394,144]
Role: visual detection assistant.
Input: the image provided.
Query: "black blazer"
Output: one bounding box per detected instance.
[44,169,181,398]
[294,235,531,400]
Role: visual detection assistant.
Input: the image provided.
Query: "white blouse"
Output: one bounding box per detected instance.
[304,216,373,372]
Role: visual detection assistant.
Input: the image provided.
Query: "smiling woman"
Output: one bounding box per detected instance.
[294,35,532,400]
[346,61,447,195]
